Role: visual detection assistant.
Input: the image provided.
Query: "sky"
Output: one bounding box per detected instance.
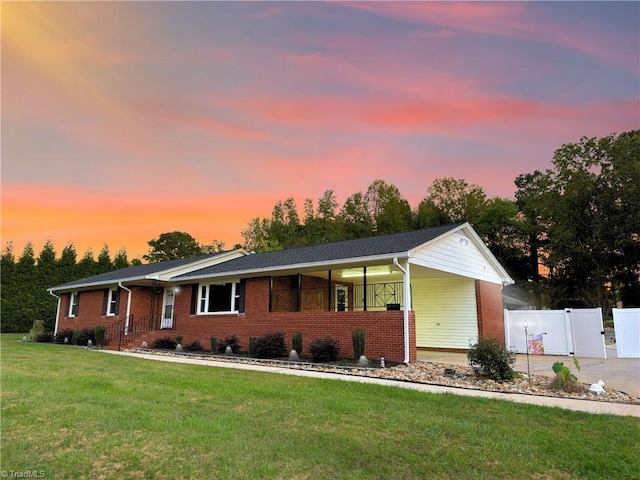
[2,1,639,261]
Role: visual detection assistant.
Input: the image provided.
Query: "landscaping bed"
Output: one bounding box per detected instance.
[129,347,640,405]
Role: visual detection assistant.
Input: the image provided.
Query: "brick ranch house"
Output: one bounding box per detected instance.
[48,223,513,364]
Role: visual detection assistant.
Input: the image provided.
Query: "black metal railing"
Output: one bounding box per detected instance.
[353,282,404,310]
[103,314,178,351]
[103,315,129,351]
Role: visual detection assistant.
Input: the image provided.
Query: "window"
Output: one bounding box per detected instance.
[69,292,79,317]
[198,282,241,314]
[101,288,120,316]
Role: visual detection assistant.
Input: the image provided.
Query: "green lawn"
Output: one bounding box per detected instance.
[1,334,638,480]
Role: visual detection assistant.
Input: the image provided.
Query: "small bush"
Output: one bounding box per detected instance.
[34,333,54,343]
[352,327,366,361]
[176,335,183,345]
[217,334,241,354]
[210,336,218,352]
[55,329,74,344]
[74,328,96,346]
[292,331,303,355]
[252,332,287,359]
[309,336,340,363]
[183,340,204,352]
[467,337,516,380]
[27,320,45,342]
[152,337,177,350]
[94,325,105,346]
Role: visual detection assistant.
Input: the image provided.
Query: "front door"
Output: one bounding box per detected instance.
[161,289,175,329]
[336,285,348,311]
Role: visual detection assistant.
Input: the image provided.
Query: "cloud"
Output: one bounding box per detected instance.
[342,2,638,72]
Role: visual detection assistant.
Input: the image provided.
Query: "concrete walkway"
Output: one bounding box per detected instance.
[100,349,640,418]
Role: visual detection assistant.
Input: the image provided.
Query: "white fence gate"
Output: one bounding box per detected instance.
[613,308,640,358]
[504,308,606,358]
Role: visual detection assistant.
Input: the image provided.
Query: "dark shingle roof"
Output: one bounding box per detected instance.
[176,224,461,280]
[49,252,228,291]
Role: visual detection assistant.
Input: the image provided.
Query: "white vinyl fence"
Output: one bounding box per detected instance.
[613,308,640,358]
[504,308,606,359]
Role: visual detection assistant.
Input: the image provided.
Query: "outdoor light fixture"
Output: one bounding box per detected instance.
[460,238,469,247]
[341,267,392,278]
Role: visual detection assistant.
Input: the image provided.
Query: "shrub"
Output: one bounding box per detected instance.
[309,336,340,363]
[74,328,96,346]
[210,336,217,352]
[252,332,287,359]
[352,327,366,361]
[467,337,516,380]
[176,335,183,345]
[550,358,584,392]
[27,320,45,342]
[292,331,303,355]
[34,333,54,343]
[55,329,74,344]
[217,334,241,354]
[183,340,204,352]
[152,337,177,350]
[94,326,105,346]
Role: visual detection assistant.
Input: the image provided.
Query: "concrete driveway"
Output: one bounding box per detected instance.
[418,345,640,398]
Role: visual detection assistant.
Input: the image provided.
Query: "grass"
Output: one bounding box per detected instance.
[1,334,639,479]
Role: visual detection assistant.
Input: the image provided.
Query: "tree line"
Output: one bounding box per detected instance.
[2,130,638,332]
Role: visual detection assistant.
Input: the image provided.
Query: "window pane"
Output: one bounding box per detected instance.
[200,286,207,313]
[108,290,118,314]
[207,284,232,312]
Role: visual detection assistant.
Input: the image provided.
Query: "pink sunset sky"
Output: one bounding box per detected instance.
[2,1,639,260]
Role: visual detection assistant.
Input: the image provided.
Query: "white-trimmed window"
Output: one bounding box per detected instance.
[107,288,119,316]
[198,282,241,314]
[69,292,79,317]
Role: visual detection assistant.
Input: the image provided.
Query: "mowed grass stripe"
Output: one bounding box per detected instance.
[1,335,638,479]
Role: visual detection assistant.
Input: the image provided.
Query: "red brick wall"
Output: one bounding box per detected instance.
[56,289,131,332]
[55,287,162,333]
[475,281,505,344]
[142,279,415,364]
[60,277,416,363]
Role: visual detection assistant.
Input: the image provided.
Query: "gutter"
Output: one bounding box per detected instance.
[118,282,133,334]
[49,291,61,336]
[393,257,411,365]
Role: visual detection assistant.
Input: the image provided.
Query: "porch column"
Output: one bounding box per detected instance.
[363,267,367,311]
[393,258,412,364]
[327,270,332,311]
[296,274,302,312]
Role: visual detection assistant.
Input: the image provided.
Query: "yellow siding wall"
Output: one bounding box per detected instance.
[413,276,478,349]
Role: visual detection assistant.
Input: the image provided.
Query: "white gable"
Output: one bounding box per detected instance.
[408,224,512,285]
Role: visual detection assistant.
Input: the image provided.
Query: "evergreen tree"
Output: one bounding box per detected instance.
[96,245,113,274]
[36,240,58,330]
[58,243,78,284]
[113,248,130,269]
[1,242,18,332]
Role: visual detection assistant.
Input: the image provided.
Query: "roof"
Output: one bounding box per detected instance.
[175,224,462,280]
[48,251,238,292]
[49,223,513,291]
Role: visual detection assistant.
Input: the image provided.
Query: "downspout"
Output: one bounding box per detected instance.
[118,282,132,334]
[49,291,61,336]
[393,257,411,365]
